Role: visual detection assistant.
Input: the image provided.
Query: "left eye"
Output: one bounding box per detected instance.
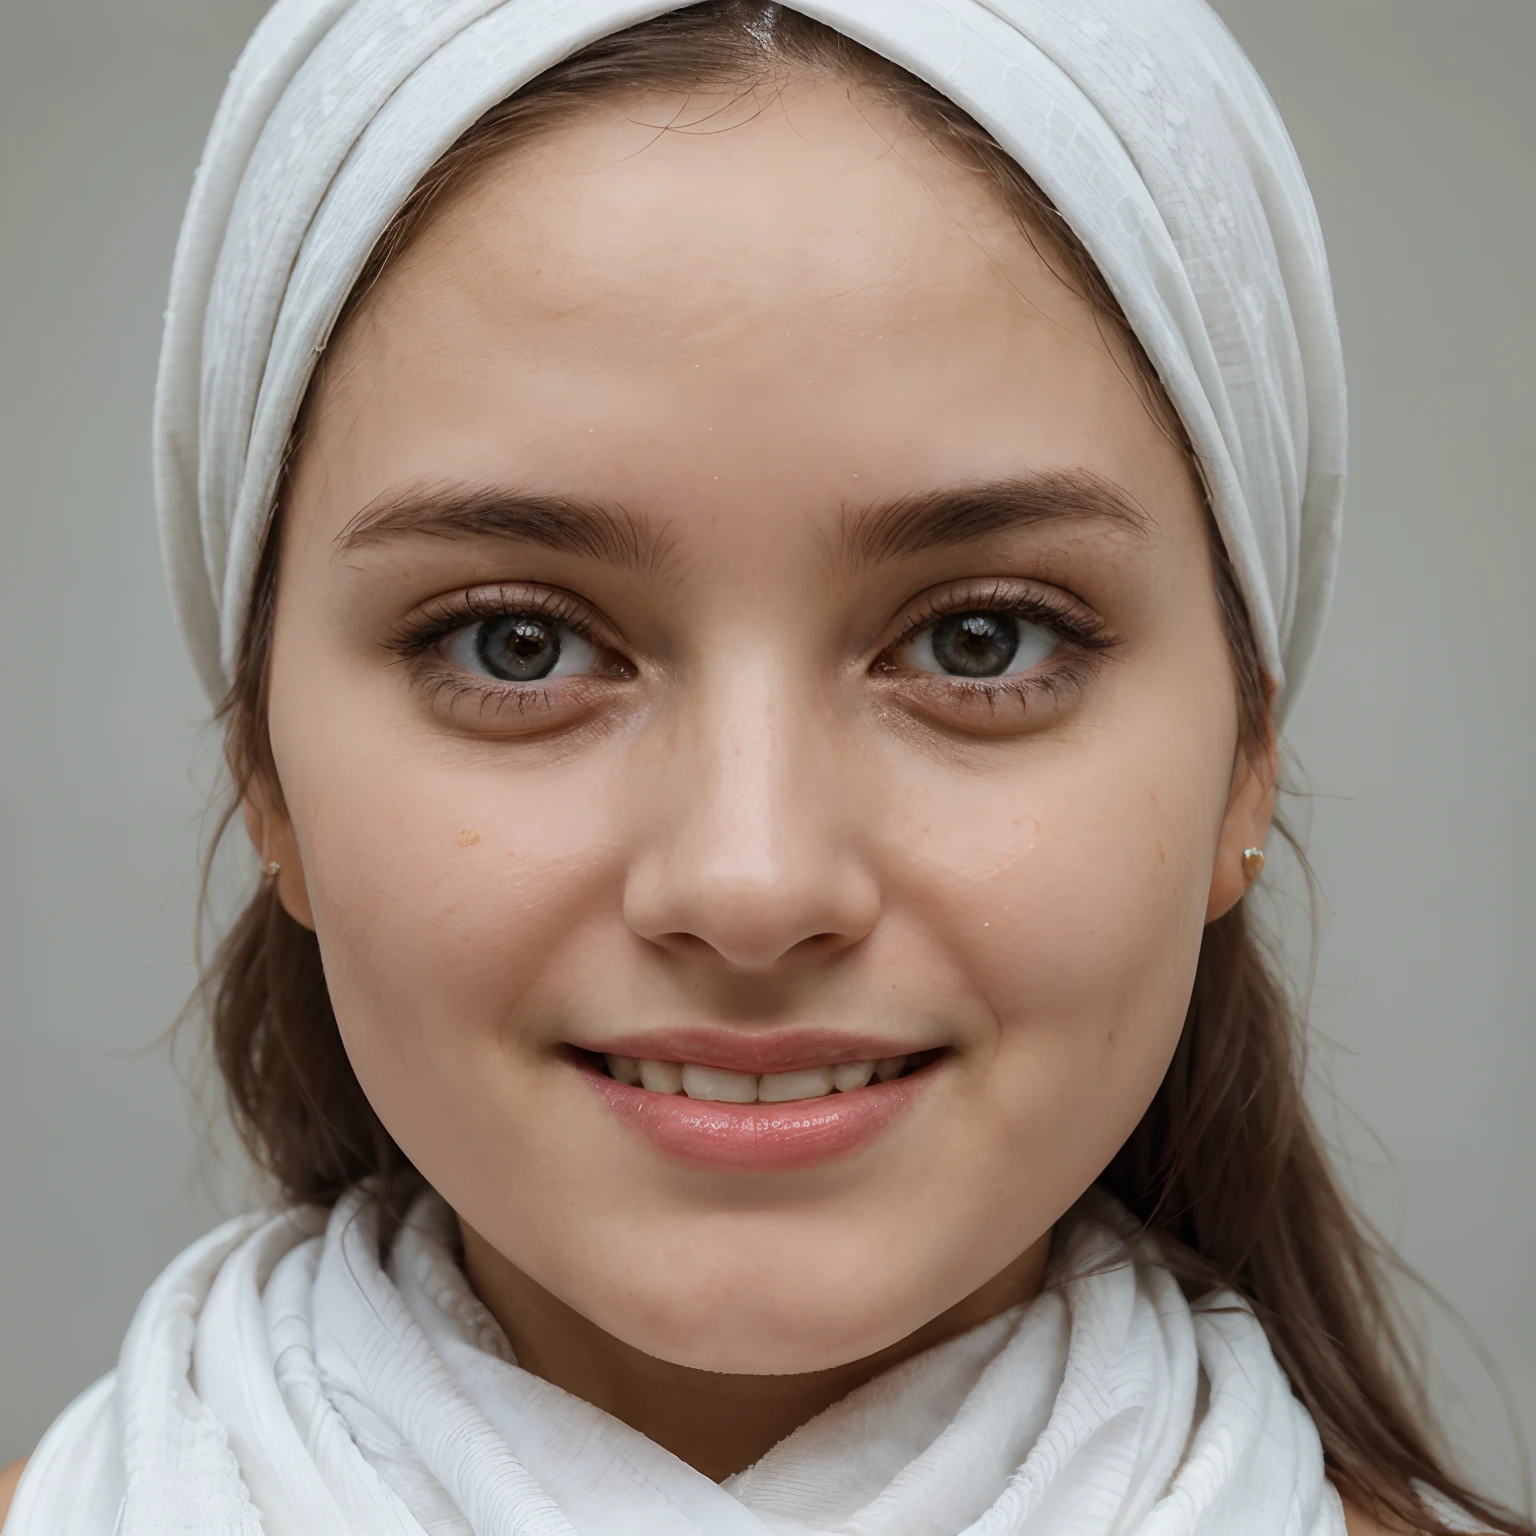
[897,610,1056,679]
[441,615,600,683]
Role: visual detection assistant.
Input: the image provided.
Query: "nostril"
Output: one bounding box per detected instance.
[793,930,850,955]
[638,924,866,974]
[621,829,882,971]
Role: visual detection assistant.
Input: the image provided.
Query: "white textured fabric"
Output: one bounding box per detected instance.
[154,0,1344,717]
[8,1188,1350,1535]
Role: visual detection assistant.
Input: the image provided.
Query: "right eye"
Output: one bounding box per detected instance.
[896,609,1057,679]
[441,614,602,683]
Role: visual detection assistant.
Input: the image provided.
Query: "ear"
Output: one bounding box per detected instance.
[1204,683,1280,925]
[242,777,317,931]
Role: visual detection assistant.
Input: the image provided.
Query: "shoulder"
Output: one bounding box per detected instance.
[0,1457,27,1528]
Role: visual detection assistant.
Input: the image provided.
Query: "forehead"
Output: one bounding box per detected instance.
[295,78,1195,553]
[374,80,1065,349]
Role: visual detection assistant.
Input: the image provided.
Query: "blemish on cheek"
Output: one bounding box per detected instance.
[1156,839,1166,864]
[456,828,480,847]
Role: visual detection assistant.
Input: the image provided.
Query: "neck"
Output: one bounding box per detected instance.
[458,1225,1052,1482]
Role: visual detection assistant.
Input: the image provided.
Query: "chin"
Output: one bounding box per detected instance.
[578,1227,939,1375]
[614,1290,917,1376]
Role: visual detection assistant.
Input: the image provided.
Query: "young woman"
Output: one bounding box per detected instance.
[2,2,1524,1533]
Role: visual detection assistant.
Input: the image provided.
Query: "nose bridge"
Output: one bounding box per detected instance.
[704,671,798,877]
[623,656,879,970]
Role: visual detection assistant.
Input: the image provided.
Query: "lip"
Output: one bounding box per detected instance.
[573,1050,943,1171]
[568,1025,930,1076]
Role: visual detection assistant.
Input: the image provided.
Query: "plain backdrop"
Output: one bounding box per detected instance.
[2,0,1532,1508]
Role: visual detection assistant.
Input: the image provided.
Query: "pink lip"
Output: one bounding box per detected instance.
[569,1025,926,1076]
[574,1052,941,1171]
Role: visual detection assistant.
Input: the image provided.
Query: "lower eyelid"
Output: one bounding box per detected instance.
[415,669,602,725]
[882,649,1103,708]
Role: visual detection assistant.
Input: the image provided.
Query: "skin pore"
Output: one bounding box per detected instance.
[238,76,1280,1481]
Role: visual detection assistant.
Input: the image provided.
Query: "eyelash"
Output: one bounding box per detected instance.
[386,586,604,662]
[385,579,1116,715]
[876,579,1116,704]
[885,579,1110,658]
[384,586,627,720]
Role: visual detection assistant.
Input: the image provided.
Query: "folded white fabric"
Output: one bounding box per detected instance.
[154,0,1345,717]
[8,1187,1348,1535]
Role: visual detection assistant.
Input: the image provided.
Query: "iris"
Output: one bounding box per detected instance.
[929,613,1021,678]
[476,617,562,681]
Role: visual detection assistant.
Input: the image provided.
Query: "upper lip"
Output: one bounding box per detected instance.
[568,1026,939,1076]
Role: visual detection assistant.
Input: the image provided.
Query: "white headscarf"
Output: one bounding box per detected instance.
[154,0,1344,717]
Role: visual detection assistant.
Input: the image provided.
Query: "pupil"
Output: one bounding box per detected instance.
[477,616,561,681]
[930,612,1019,678]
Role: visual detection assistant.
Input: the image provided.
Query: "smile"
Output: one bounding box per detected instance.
[596,1050,935,1102]
[570,1035,946,1170]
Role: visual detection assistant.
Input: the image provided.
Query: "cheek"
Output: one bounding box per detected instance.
[894,730,1228,1159]
[268,679,619,1108]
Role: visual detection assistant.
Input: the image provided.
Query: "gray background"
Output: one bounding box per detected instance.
[2,0,1532,1508]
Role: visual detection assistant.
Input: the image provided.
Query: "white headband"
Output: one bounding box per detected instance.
[155,0,1345,717]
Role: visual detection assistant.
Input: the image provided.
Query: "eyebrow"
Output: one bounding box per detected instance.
[838,469,1152,568]
[333,481,669,573]
[332,467,1149,573]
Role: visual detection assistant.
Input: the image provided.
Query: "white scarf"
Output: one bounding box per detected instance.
[156,0,1345,719]
[8,1188,1349,1535]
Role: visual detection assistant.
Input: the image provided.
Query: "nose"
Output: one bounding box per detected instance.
[622,674,881,974]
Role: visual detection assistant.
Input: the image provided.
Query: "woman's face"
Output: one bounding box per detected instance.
[258,79,1273,1374]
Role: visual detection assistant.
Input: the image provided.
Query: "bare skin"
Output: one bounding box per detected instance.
[464,1229,1048,1481]
[241,73,1276,1478]
[3,77,1443,1534]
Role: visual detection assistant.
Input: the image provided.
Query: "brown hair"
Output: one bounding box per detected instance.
[198,6,1527,1532]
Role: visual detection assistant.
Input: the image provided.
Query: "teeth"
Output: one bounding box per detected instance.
[604,1053,917,1101]
[638,1059,684,1094]
[682,1064,759,1103]
[831,1060,875,1092]
[605,1054,643,1086]
[757,1066,834,1102]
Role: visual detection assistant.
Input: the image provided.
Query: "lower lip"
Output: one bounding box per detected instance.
[575,1054,940,1170]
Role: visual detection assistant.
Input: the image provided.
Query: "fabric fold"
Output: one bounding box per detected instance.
[8,1188,1348,1535]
